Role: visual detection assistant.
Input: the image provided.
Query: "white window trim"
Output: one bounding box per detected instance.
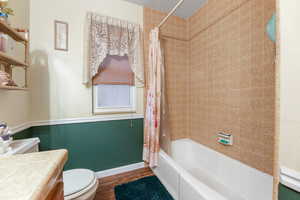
[93,85,137,115]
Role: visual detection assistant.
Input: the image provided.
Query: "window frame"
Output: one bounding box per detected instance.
[92,84,137,115]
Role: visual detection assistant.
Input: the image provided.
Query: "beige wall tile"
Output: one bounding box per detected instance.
[188,0,276,175]
[144,0,275,175]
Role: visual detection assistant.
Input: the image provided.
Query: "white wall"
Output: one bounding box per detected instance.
[29,0,144,121]
[279,0,300,172]
[0,0,30,127]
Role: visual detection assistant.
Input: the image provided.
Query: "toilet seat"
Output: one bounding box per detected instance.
[63,169,98,199]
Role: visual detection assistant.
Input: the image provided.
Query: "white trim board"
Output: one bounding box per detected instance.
[11,114,144,135]
[96,162,146,178]
[280,166,300,193]
[31,114,144,126]
[11,122,32,135]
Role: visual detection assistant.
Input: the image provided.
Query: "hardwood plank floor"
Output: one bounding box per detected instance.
[95,167,154,200]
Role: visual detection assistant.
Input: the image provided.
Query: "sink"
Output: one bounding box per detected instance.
[0,138,40,156]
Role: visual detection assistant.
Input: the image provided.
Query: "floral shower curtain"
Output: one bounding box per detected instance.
[143,28,170,167]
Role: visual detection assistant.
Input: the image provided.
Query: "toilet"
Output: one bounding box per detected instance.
[63,169,99,200]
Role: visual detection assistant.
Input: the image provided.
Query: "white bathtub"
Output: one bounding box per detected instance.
[153,139,273,200]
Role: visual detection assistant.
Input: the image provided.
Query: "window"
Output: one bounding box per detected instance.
[93,55,136,114]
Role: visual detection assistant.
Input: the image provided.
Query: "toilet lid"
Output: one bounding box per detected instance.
[63,169,96,196]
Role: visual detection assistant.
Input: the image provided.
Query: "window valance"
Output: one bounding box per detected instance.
[84,12,144,86]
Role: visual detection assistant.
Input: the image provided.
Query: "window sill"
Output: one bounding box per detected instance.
[89,113,144,122]
[93,110,137,115]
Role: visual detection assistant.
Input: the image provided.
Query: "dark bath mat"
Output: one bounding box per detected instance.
[115,176,174,200]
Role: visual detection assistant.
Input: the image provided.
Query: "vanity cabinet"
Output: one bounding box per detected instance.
[0,150,68,200]
[45,174,64,200]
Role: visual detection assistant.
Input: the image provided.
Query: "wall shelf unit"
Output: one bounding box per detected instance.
[0,21,29,91]
[0,85,28,90]
[0,21,28,43]
[0,51,28,67]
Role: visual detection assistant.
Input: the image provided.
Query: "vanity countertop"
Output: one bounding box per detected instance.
[0,149,68,200]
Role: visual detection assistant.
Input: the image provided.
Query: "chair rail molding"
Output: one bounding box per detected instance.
[280,166,300,193]
[11,114,144,135]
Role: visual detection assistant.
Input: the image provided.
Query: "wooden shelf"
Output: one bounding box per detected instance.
[0,21,28,43]
[0,21,29,91]
[0,51,28,67]
[0,85,28,90]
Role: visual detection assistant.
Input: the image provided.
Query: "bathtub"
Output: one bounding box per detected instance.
[153,139,273,200]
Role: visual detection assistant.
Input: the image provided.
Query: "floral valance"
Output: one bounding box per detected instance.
[84,12,144,86]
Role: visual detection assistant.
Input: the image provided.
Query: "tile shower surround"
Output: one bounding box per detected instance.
[144,0,275,175]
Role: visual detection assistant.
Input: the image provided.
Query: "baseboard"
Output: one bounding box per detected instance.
[280,166,300,193]
[96,162,146,178]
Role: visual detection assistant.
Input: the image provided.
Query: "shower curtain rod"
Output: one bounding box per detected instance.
[157,0,184,28]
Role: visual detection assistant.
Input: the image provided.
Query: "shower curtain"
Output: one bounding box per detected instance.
[143,28,171,167]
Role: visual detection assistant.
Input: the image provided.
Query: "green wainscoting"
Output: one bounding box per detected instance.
[14,119,144,172]
[279,184,300,200]
[14,128,32,140]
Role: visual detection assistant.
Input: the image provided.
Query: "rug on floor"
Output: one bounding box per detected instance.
[114,176,174,200]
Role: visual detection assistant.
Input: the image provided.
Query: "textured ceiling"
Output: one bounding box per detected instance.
[123,0,207,19]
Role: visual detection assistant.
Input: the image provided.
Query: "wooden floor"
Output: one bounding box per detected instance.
[94,167,154,200]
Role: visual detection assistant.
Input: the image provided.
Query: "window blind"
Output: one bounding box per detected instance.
[93,55,134,86]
